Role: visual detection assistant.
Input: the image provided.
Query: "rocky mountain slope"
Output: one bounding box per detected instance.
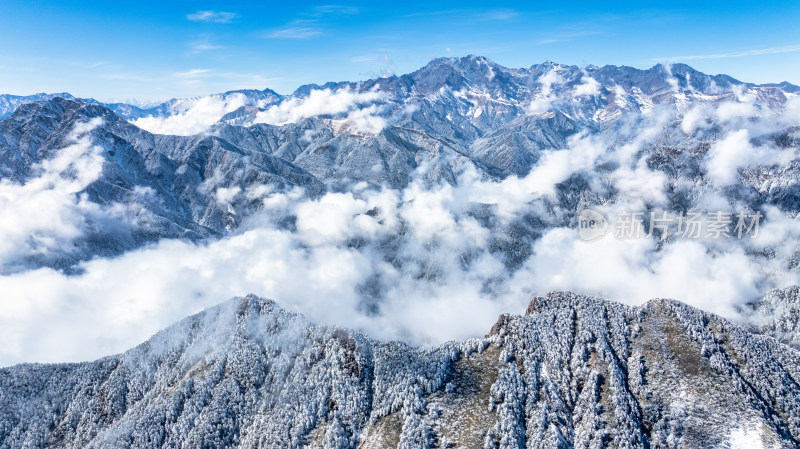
[2,292,800,448]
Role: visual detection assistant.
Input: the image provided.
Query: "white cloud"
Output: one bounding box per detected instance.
[573,75,601,97]
[311,5,359,16]
[0,187,507,364]
[612,162,669,207]
[187,10,239,23]
[512,227,764,318]
[132,93,249,135]
[681,105,708,134]
[253,88,384,126]
[3,157,797,365]
[783,95,800,122]
[654,43,800,62]
[266,24,323,39]
[706,129,793,186]
[343,105,387,134]
[174,69,211,78]
[215,186,241,205]
[0,118,105,271]
[528,69,563,113]
[293,192,384,245]
[189,42,223,53]
[715,98,757,122]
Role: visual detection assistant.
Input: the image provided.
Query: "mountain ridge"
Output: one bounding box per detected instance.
[2,57,797,121]
[2,290,800,448]
[1,56,798,295]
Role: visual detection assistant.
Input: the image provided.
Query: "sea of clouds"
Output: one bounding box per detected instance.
[0,82,798,366]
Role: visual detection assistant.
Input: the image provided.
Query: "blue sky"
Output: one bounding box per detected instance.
[1,0,798,102]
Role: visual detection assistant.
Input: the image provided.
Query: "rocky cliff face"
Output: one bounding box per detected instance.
[2,292,799,448]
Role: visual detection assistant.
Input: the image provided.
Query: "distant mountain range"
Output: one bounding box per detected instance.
[3,57,797,122]
[0,57,797,272]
